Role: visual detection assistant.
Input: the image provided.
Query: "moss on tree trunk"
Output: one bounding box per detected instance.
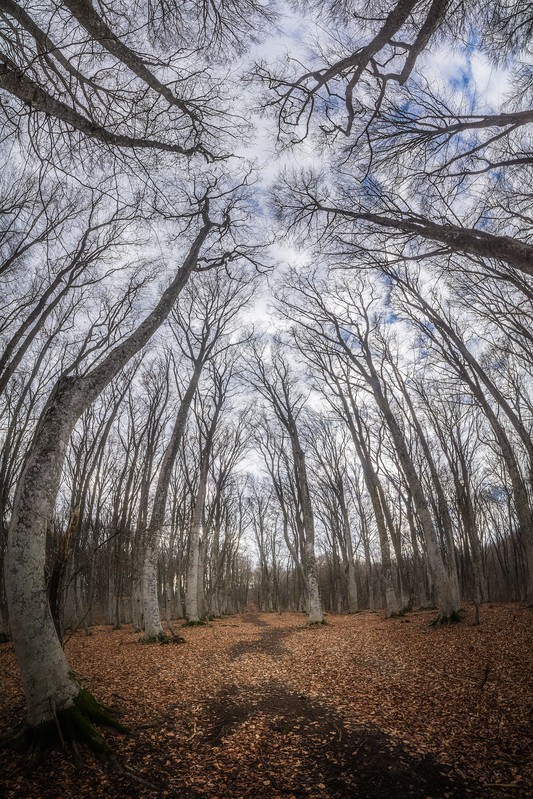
[429,610,462,627]
[15,687,129,765]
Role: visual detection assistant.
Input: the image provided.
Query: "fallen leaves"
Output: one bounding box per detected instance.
[0,603,531,798]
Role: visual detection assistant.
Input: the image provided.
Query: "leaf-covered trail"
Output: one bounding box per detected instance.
[1,605,532,798]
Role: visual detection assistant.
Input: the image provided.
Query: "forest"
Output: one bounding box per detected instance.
[0,1,532,797]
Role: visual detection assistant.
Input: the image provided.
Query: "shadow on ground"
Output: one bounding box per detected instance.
[228,609,300,659]
[201,679,478,799]
[228,625,294,659]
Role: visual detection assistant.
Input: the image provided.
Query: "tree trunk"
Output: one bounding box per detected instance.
[185,453,211,623]
[142,361,203,640]
[290,424,323,623]
[366,372,458,622]
[5,221,211,738]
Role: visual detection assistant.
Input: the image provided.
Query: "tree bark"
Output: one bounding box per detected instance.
[5,220,211,729]
[143,361,203,640]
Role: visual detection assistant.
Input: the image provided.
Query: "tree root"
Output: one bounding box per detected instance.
[429,610,462,627]
[140,625,185,643]
[166,620,182,637]
[143,633,186,644]
[182,619,208,627]
[12,688,129,767]
[141,631,170,644]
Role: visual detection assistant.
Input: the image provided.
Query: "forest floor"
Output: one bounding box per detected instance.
[0,603,532,799]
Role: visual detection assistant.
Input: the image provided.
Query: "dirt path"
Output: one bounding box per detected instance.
[1,606,532,798]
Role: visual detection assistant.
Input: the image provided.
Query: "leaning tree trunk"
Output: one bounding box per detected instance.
[359,450,399,615]
[5,221,212,748]
[395,376,461,607]
[5,376,125,744]
[465,378,533,604]
[378,394,458,622]
[398,277,533,602]
[332,312,459,622]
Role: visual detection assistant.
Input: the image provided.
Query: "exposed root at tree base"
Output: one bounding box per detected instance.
[429,610,462,627]
[12,688,129,768]
[141,632,184,644]
[159,634,186,644]
[182,619,208,627]
[140,632,167,644]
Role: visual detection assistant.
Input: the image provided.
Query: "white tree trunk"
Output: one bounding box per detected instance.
[291,428,323,624]
[305,542,323,623]
[6,379,86,723]
[5,222,211,727]
[142,362,203,639]
[142,540,164,640]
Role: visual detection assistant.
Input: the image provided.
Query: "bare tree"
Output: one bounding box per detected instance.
[1,0,275,159]
[204,414,251,617]
[280,273,460,622]
[260,0,456,140]
[185,353,239,623]
[390,269,533,603]
[247,342,324,624]
[254,416,309,611]
[142,271,253,640]
[306,418,359,613]
[4,188,255,752]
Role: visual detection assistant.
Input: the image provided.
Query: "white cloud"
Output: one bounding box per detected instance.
[469,51,510,109]
[426,45,470,88]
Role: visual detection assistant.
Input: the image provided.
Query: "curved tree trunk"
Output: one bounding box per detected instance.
[5,221,211,737]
